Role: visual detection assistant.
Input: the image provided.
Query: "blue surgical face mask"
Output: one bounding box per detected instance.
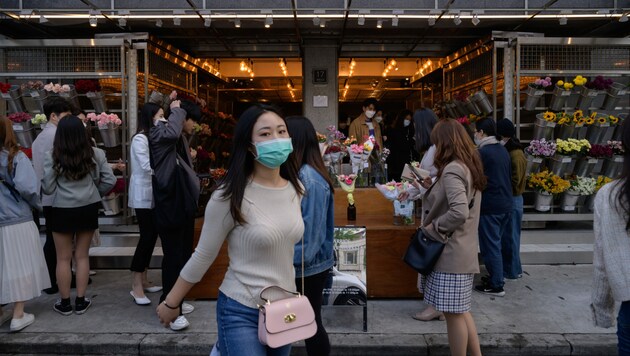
[252,138,293,168]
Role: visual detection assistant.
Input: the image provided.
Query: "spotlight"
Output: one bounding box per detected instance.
[619,13,628,22]
[313,16,321,26]
[204,18,211,27]
[472,14,480,26]
[358,15,365,26]
[173,17,181,26]
[265,15,273,28]
[234,19,241,28]
[118,17,127,27]
[392,15,398,27]
[376,19,383,28]
[453,14,461,26]
[320,19,326,28]
[156,19,163,27]
[428,17,436,26]
[559,16,568,25]
[89,16,97,27]
[39,15,48,23]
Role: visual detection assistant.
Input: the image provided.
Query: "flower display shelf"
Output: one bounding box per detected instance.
[87,91,108,112]
[533,114,556,140]
[534,191,553,212]
[602,83,628,111]
[444,101,458,118]
[0,86,25,113]
[523,85,545,111]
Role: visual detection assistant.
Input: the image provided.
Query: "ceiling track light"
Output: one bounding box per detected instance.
[453,14,462,26]
[620,12,629,22]
[155,19,163,27]
[320,19,326,28]
[265,15,273,28]
[89,15,97,27]
[472,14,480,26]
[313,16,320,26]
[376,19,383,28]
[392,15,398,27]
[358,14,365,26]
[39,15,48,23]
[234,18,241,28]
[559,16,568,25]
[204,17,211,27]
[173,17,181,26]
[428,16,436,26]
[118,17,127,27]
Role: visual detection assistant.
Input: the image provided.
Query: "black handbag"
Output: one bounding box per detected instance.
[403,228,445,275]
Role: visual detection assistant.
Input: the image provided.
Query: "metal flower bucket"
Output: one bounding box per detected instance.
[573,157,600,177]
[148,90,164,105]
[471,89,493,114]
[534,191,554,212]
[549,154,574,177]
[533,115,556,141]
[560,191,581,212]
[523,85,545,111]
[20,88,46,114]
[87,91,108,112]
[0,86,25,113]
[12,121,36,148]
[602,83,627,111]
[454,100,469,117]
[464,96,482,116]
[549,86,572,111]
[444,101,458,118]
[612,114,628,141]
[555,124,582,140]
[586,123,615,144]
[101,194,122,216]
[525,153,544,175]
[602,155,624,178]
[99,124,122,148]
[59,85,81,110]
[576,87,603,111]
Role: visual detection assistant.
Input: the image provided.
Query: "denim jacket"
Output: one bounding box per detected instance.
[294,164,335,277]
[0,150,41,227]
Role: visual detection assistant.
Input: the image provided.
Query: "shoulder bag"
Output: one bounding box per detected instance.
[255,235,317,348]
[403,191,476,275]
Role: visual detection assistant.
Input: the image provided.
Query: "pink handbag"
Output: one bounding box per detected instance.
[257,286,317,348]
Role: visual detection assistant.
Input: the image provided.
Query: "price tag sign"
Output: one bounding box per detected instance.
[561,90,571,96]
[587,90,599,97]
[12,124,24,132]
[363,162,369,168]
[562,157,572,163]
[540,205,551,211]
[563,205,575,211]
[619,90,627,95]
[601,123,610,127]
[588,158,598,164]
[30,91,39,98]
[615,157,624,162]
[533,158,543,163]
[535,90,545,96]
[548,122,556,127]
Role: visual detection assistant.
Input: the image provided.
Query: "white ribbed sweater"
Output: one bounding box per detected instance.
[180,181,304,308]
[592,180,630,328]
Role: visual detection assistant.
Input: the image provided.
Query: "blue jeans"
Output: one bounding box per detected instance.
[502,196,523,279]
[478,212,511,289]
[217,291,291,356]
[618,301,630,356]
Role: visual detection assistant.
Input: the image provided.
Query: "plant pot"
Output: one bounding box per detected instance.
[471,89,493,114]
[454,100,469,117]
[87,91,108,112]
[464,96,482,116]
[612,114,628,141]
[98,124,122,148]
[603,155,624,178]
[525,153,544,176]
[573,157,600,177]
[549,154,574,177]
[20,88,46,114]
[444,101,458,119]
[576,86,603,111]
[101,194,122,216]
[148,90,164,105]
[549,86,572,111]
[12,121,36,148]
[555,124,582,140]
[534,191,553,212]
[523,85,545,111]
[602,83,627,111]
[533,115,556,141]
[586,123,616,144]
[393,200,415,226]
[560,191,581,212]
[59,85,80,110]
[0,86,25,113]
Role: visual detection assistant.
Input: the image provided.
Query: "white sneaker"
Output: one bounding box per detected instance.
[169,315,190,331]
[10,313,35,332]
[182,302,194,315]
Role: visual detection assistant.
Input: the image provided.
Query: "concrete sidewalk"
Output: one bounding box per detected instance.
[0,265,617,355]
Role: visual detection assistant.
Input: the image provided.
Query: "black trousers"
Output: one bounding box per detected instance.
[42,206,57,285]
[130,208,159,272]
[296,268,332,356]
[158,218,194,311]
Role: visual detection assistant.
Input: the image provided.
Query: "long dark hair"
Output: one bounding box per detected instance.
[431,119,486,191]
[286,116,334,190]
[0,116,19,174]
[52,115,95,180]
[217,104,303,224]
[138,102,160,135]
[615,119,630,230]
[413,108,438,153]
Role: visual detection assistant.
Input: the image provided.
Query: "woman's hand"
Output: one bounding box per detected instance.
[419,176,432,189]
[156,301,180,327]
[170,99,181,109]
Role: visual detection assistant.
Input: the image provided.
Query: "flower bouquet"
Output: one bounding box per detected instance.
[528,170,570,212]
[0,83,12,94]
[31,113,48,133]
[88,112,122,147]
[525,139,556,175]
[337,174,358,221]
[7,112,31,124]
[375,180,415,225]
[561,176,597,212]
[44,82,71,94]
[524,77,552,110]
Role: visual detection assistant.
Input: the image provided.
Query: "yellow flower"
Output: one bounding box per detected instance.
[585,117,595,125]
[528,170,570,194]
[610,115,619,125]
[573,110,583,120]
[578,118,586,126]
[543,111,556,122]
[557,80,564,86]
[598,117,607,124]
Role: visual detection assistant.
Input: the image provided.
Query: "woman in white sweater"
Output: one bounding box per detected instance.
[157,104,304,356]
[592,119,630,355]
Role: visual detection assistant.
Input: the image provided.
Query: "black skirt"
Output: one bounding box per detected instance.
[49,202,100,233]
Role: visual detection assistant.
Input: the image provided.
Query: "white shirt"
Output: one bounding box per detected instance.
[128,133,154,209]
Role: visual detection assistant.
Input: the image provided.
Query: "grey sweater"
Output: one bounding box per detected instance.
[42,147,116,208]
[592,180,630,328]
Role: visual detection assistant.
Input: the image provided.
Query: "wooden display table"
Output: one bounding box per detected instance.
[187,188,421,299]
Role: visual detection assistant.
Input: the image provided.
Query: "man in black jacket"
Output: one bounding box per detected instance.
[149,99,200,331]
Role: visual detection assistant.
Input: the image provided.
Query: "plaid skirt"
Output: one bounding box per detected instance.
[419,271,474,314]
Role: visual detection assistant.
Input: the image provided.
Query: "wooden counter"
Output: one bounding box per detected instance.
[187,187,422,299]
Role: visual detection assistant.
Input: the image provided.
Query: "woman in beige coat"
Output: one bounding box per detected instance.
[418,119,486,356]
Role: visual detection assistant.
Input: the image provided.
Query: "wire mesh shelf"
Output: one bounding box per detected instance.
[520,44,630,72]
[0,46,122,74]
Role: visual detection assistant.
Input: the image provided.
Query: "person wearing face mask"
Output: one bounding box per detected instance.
[149,99,201,331]
[157,104,304,356]
[472,118,513,298]
[349,98,383,151]
[386,109,419,181]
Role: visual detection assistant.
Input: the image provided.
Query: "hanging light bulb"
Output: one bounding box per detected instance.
[559,16,568,25]
[204,18,211,27]
[358,15,365,26]
[313,16,321,26]
[265,15,273,28]
[39,15,49,23]
[155,19,163,27]
[428,16,436,26]
[472,14,480,26]
[376,19,383,28]
[234,18,241,28]
[392,15,399,27]
[453,14,462,26]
